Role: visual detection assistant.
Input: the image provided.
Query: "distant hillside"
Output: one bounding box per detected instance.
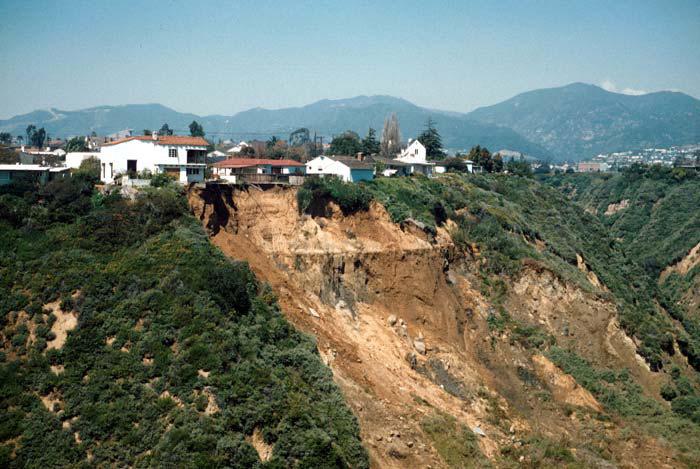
[468,83,700,160]
[4,84,698,160]
[0,104,202,139]
[220,95,551,156]
[0,97,551,158]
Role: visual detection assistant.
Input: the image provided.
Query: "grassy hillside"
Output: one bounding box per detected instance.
[0,176,368,468]
[298,173,700,457]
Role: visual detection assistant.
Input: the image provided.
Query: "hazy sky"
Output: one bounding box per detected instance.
[1,0,698,119]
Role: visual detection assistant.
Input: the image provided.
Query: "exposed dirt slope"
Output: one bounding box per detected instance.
[189,185,679,468]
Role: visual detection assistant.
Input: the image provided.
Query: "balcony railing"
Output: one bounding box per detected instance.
[215,173,305,186]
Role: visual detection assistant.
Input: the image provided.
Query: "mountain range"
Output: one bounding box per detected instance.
[468,82,700,160]
[1,83,698,161]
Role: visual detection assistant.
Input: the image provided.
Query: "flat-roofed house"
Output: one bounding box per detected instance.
[0,164,70,185]
[98,133,208,184]
[212,158,305,182]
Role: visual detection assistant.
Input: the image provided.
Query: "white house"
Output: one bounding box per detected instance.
[305,155,374,183]
[207,150,226,158]
[227,141,249,154]
[395,139,434,177]
[98,133,208,184]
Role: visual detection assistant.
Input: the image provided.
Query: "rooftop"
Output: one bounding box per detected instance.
[101,135,209,147]
[0,164,70,172]
[213,157,304,168]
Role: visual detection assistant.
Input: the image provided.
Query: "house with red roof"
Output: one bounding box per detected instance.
[212,157,305,182]
[98,133,209,184]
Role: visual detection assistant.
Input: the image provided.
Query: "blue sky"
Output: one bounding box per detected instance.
[0,0,698,118]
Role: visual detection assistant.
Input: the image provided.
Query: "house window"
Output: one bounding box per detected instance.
[101,163,105,178]
[186,168,199,175]
[109,163,113,178]
[169,148,177,158]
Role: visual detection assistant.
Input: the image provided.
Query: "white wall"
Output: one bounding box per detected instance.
[305,156,351,182]
[65,152,100,169]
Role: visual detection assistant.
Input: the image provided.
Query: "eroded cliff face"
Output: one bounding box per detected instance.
[188,185,678,468]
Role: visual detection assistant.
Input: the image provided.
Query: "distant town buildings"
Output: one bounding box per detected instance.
[577,161,610,172]
[586,144,700,170]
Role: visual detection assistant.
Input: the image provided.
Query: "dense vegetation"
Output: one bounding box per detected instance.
[0,175,368,468]
[545,168,700,363]
[300,172,700,462]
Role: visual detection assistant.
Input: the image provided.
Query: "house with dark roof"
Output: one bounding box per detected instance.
[212,157,305,182]
[98,133,208,183]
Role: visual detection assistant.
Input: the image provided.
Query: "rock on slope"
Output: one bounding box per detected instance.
[189,185,681,468]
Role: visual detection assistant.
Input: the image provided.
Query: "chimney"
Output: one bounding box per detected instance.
[152,131,158,141]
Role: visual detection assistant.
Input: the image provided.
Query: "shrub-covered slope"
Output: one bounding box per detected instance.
[296,174,700,462]
[0,176,368,468]
[545,168,700,369]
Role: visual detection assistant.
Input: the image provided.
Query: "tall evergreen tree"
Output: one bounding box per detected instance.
[417,118,443,159]
[189,121,205,137]
[380,113,402,157]
[361,127,380,155]
[159,123,174,136]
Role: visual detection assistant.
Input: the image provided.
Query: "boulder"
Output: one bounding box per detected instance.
[413,338,426,355]
[387,315,398,326]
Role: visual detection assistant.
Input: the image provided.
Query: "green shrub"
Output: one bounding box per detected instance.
[297,177,372,215]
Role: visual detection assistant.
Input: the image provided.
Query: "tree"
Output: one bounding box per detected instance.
[441,157,470,173]
[289,128,310,147]
[380,113,402,157]
[417,118,443,159]
[189,121,205,137]
[143,129,152,136]
[29,127,46,148]
[266,136,280,149]
[493,153,504,173]
[469,146,492,172]
[329,131,362,155]
[65,136,87,152]
[75,157,101,181]
[0,132,11,145]
[361,128,380,155]
[159,123,174,136]
[240,146,255,156]
[506,157,533,176]
[26,125,36,146]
